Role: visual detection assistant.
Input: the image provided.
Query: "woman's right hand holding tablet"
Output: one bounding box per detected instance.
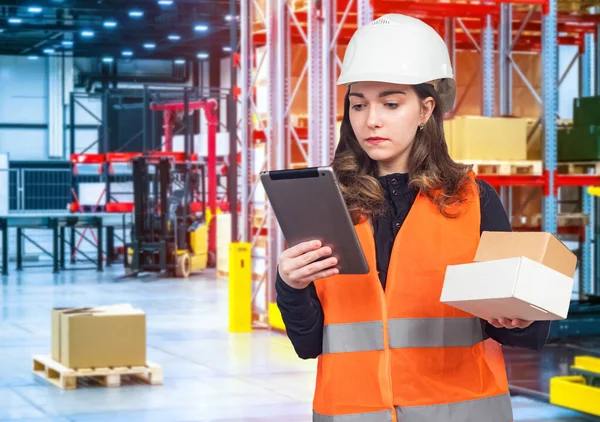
[278,240,339,289]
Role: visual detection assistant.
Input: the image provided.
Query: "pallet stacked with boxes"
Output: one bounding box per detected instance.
[33,304,162,390]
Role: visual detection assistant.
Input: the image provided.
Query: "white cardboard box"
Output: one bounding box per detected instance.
[441,256,574,321]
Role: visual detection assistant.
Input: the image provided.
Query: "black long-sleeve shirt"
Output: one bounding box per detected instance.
[276,173,551,359]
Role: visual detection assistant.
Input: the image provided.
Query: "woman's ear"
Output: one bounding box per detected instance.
[420,97,436,125]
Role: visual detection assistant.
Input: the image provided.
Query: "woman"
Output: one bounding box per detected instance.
[276,14,550,422]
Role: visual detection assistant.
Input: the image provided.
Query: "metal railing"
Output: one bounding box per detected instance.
[2,167,131,268]
[9,168,72,213]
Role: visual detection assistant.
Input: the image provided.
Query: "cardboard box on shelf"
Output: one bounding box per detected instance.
[441,232,577,321]
[526,118,542,160]
[51,304,146,369]
[447,116,528,161]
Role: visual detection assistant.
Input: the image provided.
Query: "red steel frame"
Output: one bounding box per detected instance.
[255,1,598,50]
[479,172,600,196]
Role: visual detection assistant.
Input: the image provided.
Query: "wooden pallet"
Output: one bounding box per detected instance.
[32,355,163,390]
[558,162,600,175]
[558,0,600,12]
[458,160,543,175]
[512,212,590,228]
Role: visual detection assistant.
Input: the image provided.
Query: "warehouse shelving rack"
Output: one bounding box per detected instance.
[238,0,600,331]
[239,0,374,329]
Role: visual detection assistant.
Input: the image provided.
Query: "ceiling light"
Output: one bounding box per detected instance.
[225,15,239,22]
[168,34,181,41]
[143,43,156,49]
[158,0,173,4]
[0,29,4,33]
[174,59,186,65]
[28,55,39,60]
[61,40,73,47]
[194,24,208,32]
[197,52,209,59]
[103,20,117,28]
[129,10,144,18]
[43,48,55,54]
[28,6,43,13]
[81,30,94,37]
[122,50,133,57]
[222,46,232,53]
[102,57,114,63]
[8,18,23,24]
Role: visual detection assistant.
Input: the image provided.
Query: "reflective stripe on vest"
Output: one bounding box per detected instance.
[313,393,512,422]
[322,318,484,354]
[388,317,485,349]
[323,321,384,354]
[395,393,513,422]
[313,409,392,422]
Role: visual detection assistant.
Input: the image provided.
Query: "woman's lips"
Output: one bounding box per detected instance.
[365,137,389,145]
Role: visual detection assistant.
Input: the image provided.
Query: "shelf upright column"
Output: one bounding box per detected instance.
[482,15,495,117]
[542,0,558,235]
[499,5,513,216]
[581,33,594,297]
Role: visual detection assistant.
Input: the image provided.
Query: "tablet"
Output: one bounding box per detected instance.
[260,166,370,275]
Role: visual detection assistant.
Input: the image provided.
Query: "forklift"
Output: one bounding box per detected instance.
[125,155,208,278]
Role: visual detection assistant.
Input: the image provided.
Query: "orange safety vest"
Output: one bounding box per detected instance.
[313,177,512,422]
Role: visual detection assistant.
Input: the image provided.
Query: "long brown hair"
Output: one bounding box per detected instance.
[331,82,475,224]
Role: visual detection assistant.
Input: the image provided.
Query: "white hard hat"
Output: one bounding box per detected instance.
[337,14,456,112]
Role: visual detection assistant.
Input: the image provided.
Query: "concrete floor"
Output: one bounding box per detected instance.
[0,267,598,422]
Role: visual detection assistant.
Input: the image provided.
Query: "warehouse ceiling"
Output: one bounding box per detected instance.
[0,0,238,61]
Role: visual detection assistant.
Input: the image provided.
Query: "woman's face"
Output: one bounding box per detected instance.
[348,81,433,174]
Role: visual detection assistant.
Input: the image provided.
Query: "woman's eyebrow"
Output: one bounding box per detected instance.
[378,90,406,97]
[348,92,365,98]
[348,91,406,99]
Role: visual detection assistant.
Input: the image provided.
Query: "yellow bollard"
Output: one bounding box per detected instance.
[228,242,252,332]
[587,186,600,197]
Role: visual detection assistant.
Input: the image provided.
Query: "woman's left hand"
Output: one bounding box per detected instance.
[487,317,534,329]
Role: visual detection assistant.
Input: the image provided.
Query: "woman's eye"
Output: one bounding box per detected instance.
[384,103,398,109]
[351,104,365,111]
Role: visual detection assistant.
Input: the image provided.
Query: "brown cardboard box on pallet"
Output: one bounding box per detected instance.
[441,232,577,321]
[51,304,146,369]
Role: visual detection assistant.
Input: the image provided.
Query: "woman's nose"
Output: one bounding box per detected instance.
[367,108,382,128]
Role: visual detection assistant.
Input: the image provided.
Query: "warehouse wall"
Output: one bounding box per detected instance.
[0,56,49,160]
